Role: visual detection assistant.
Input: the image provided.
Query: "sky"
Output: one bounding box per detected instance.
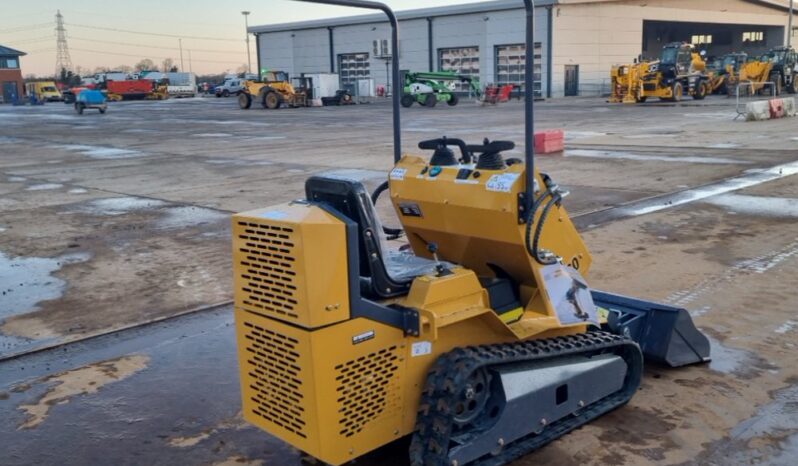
[0,0,485,77]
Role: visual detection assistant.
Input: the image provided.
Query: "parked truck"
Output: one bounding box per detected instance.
[106,79,167,101]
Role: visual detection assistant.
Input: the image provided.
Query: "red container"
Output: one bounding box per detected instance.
[107,79,153,97]
[534,129,564,154]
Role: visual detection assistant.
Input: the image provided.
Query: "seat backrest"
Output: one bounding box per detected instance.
[305,176,412,298]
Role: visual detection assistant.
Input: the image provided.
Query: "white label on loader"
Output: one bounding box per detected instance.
[411,341,432,357]
[485,173,520,192]
[390,168,406,181]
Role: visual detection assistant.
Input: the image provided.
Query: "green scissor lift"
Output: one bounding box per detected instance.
[400,71,482,108]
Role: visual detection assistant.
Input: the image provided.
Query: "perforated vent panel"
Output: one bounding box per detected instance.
[237,221,300,320]
[335,346,401,438]
[242,320,308,438]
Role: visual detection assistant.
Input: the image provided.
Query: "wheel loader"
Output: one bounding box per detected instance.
[239,71,307,110]
[610,43,711,103]
[233,2,711,465]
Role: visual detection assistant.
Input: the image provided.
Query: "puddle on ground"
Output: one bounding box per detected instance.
[730,384,798,440]
[244,136,286,141]
[26,183,64,191]
[7,176,26,182]
[775,321,796,334]
[618,159,798,217]
[193,133,232,138]
[79,197,166,216]
[51,144,143,159]
[213,120,272,127]
[0,136,21,143]
[565,131,608,140]
[204,159,273,166]
[157,206,229,230]
[566,149,746,165]
[67,188,88,194]
[709,143,741,149]
[706,193,798,218]
[705,335,766,377]
[14,354,150,429]
[0,251,90,320]
[121,128,159,134]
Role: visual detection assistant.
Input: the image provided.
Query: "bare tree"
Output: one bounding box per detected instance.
[135,59,158,72]
[162,58,176,73]
[236,64,249,74]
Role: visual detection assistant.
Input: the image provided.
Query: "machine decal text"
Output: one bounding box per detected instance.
[485,173,520,192]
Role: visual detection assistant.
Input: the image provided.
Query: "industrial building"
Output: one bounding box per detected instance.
[0,45,25,104]
[250,0,798,98]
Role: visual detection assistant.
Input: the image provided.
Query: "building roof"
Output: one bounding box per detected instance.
[249,0,557,34]
[251,0,795,34]
[0,44,26,57]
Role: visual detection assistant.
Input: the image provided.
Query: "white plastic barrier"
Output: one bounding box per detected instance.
[745,100,771,121]
[783,97,797,117]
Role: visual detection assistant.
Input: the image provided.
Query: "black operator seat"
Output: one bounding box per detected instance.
[305,175,441,299]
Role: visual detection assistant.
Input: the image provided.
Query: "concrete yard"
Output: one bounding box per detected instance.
[1,95,797,465]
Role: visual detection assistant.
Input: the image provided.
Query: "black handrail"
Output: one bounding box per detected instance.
[294,0,402,163]
[523,0,536,215]
[293,0,535,203]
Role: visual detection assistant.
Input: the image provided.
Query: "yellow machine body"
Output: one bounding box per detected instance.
[233,158,594,465]
[610,45,710,103]
[738,60,775,94]
[241,71,307,108]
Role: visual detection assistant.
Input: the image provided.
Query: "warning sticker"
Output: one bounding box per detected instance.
[411,341,432,357]
[389,168,407,181]
[485,173,520,192]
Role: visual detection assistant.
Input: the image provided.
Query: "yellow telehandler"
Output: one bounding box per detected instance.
[610,43,711,103]
[238,71,308,109]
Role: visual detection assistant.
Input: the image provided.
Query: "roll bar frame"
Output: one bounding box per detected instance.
[294,0,536,209]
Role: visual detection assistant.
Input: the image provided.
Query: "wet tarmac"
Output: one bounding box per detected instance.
[2,95,798,465]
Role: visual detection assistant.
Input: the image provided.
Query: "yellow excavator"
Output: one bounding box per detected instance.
[610,43,711,103]
[239,71,308,109]
[233,1,710,465]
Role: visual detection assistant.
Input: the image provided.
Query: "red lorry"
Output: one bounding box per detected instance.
[106,79,158,100]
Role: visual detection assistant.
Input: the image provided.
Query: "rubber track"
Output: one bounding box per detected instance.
[409,331,643,466]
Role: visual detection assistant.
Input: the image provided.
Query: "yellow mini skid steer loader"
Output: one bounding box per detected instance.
[232,2,711,465]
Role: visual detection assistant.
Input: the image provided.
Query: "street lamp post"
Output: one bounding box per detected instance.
[789,0,794,48]
[242,11,252,75]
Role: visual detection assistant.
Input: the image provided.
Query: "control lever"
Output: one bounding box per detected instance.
[427,242,453,277]
[418,137,472,163]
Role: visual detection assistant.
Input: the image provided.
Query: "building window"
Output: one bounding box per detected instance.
[495,43,542,98]
[691,35,713,45]
[438,47,479,92]
[742,31,765,44]
[337,52,370,88]
[0,57,19,69]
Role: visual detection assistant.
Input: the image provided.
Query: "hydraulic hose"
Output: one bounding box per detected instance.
[531,193,562,265]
